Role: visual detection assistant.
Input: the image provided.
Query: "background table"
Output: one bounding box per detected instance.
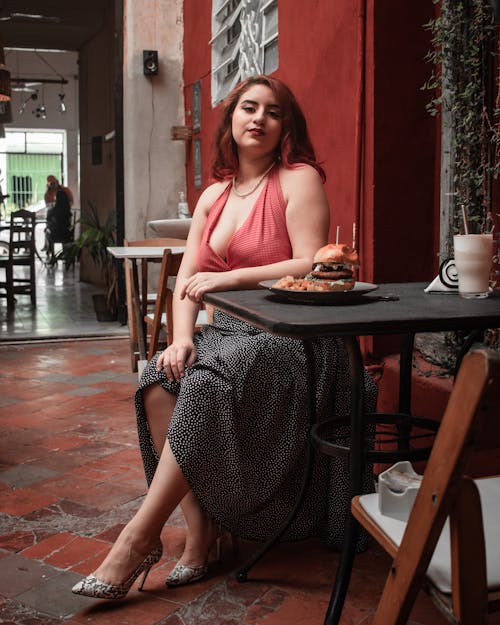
[205,282,500,624]
[147,219,192,238]
[108,246,185,362]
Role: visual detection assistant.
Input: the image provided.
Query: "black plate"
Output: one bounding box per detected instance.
[259,280,379,305]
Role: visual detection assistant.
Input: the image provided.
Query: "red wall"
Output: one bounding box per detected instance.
[371,2,437,284]
[183,3,365,250]
[183,0,437,352]
[182,0,212,201]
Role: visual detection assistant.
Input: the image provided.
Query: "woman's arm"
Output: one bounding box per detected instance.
[173,182,231,336]
[182,165,329,302]
[156,182,225,379]
[281,164,330,266]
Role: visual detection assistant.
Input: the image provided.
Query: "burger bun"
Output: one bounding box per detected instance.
[313,243,359,266]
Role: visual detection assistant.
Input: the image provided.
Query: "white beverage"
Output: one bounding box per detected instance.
[453,234,493,299]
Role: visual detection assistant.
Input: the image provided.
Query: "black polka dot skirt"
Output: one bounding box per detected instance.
[135,310,377,550]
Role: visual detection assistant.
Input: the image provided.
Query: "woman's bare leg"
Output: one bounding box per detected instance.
[92,440,190,584]
[179,492,218,566]
[144,384,215,568]
[143,384,175,454]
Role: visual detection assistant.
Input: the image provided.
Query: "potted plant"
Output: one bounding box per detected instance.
[58,201,118,321]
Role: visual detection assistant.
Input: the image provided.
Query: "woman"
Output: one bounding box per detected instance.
[72,75,376,599]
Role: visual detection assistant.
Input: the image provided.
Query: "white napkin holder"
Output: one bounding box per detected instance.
[424,258,459,293]
[424,274,457,293]
[378,461,423,521]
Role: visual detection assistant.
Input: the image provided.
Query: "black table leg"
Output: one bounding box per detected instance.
[398,332,415,450]
[399,333,415,415]
[323,336,365,625]
[236,338,318,582]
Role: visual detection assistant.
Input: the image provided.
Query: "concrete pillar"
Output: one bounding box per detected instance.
[123,0,186,241]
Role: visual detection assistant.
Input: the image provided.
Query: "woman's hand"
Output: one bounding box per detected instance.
[180,271,235,303]
[156,339,197,382]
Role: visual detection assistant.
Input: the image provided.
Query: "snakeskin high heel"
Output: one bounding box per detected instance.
[165,561,209,587]
[71,543,163,599]
[165,526,238,588]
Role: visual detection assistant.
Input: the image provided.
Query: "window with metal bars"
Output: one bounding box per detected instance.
[211,0,278,106]
[0,130,65,215]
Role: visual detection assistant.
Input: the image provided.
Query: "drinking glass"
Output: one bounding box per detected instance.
[453,234,493,299]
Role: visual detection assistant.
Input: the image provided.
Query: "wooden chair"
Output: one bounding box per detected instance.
[0,209,37,307]
[124,238,187,371]
[144,247,208,361]
[351,346,500,625]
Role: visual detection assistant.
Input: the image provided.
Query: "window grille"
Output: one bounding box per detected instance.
[0,130,65,213]
[211,0,278,106]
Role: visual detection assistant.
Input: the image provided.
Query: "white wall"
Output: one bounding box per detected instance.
[123,0,186,240]
[3,49,79,207]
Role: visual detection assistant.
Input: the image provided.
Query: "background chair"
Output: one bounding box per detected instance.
[124,238,187,371]
[45,208,77,265]
[144,247,208,361]
[0,209,37,307]
[351,346,500,625]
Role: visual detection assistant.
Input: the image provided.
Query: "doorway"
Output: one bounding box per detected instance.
[0,0,124,339]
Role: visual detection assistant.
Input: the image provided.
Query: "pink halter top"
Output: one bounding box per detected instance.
[197,165,292,272]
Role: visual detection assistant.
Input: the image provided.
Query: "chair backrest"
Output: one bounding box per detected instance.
[9,209,36,259]
[124,237,186,314]
[123,237,186,370]
[145,247,184,359]
[367,346,500,625]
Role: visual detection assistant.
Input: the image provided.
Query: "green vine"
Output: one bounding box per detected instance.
[419,1,500,362]
[423,0,499,236]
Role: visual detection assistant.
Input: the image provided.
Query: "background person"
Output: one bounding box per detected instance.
[0,168,9,221]
[72,75,377,599]
[43,175,74,260]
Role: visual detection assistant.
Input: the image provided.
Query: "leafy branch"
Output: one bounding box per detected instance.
[423,0,499,235]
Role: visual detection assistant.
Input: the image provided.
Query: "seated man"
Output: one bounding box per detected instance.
[44,175,74,262]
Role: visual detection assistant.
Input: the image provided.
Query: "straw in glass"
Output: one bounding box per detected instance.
[461,204,469,235]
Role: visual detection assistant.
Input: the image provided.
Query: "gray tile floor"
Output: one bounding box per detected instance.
[0,258,129,342]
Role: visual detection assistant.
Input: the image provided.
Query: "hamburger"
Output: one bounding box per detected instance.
[306,243,359,291]
[272,243,359,292]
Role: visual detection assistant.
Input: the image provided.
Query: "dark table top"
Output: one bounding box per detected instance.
[204,282,500,339]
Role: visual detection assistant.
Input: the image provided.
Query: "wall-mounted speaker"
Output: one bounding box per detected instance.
[143,50,159,76]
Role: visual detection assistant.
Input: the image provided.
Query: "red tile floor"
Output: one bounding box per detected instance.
[0,337,456,625]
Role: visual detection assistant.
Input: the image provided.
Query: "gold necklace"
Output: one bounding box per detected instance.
[232,162,275,198]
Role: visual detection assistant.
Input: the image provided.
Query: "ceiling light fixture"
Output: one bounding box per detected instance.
[36,105,47,119]
[18,91,37,115]
[10,52,71,117]
[58,92,66,114]
[35,85,47,119]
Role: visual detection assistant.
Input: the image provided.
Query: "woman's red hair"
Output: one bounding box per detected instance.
[211,75,326,182]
